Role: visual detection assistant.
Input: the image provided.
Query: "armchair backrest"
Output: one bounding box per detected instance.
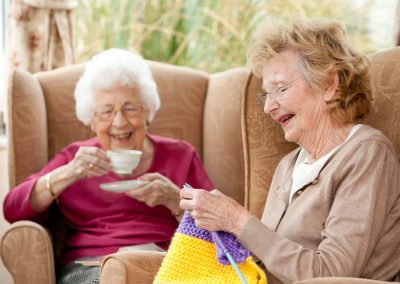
[242,47,400,218]
[7,60,247,204]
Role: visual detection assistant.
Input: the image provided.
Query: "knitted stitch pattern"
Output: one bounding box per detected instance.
[154,212,267,284]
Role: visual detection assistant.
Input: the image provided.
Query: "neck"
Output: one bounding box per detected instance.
[132,136,154,176]
[301,119,353,164]
[140,137,154,160]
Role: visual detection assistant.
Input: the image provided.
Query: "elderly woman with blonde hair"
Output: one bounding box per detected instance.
[180,18,400,283]
[4,48,213,284]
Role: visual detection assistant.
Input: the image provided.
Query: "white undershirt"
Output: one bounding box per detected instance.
[289,124,363,205]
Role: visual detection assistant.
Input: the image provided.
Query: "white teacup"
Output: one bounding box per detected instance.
[107,149,142,174]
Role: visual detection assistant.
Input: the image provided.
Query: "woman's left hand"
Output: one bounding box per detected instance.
[180,187,253,236]
[125,173,180,210]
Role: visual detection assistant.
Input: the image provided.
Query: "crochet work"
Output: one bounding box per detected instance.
[154,212,267,284]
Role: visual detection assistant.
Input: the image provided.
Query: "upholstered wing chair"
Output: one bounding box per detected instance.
[242,47,400,283]
[99,47,400,284]
[0,61,249,284]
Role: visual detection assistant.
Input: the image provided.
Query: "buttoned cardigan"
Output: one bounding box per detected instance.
[239,125,400,284]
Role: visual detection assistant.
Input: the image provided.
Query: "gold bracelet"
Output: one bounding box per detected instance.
[45,173,57,199]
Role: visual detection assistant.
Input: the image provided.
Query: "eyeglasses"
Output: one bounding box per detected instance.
[94,104,143,121]
[256,75,303,106]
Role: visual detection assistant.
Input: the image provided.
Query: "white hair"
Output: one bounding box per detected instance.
[74,48,160,125]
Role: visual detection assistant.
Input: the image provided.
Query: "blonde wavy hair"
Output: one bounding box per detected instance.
[247,18,372,124]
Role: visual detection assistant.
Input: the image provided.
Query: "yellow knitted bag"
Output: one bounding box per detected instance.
[154,212,267,284]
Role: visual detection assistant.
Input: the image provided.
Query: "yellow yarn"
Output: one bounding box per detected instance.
[154,233,267,284]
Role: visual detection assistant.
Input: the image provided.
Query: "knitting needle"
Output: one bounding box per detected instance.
[183,183,248,284]
[211,232,248,284]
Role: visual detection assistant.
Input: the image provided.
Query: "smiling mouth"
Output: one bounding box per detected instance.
[279,114,295,124]
[110,132,132,141]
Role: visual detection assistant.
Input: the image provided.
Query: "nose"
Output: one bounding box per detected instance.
[264,96,278,115]
[111,110,128,128]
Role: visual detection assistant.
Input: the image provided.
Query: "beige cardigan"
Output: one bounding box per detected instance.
[239,125,400,284]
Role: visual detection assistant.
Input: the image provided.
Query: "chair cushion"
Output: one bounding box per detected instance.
[147,61,209,157]
[0,221,55,284]
[204,68,248,204]
[100,251,165,284]
[36,64,90,160]
[8,68,49,187]
[365,47,400,158]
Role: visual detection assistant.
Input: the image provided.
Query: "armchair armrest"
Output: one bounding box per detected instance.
[0,220,55,284]
[100,251,166,284]
[295,277,394,284]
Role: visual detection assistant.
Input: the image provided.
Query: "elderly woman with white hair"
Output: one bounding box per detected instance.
[3,48,213,284]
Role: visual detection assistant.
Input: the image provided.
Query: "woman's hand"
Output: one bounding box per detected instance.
[30,147,110,211]
[180,187,253,236]
[125,173,181,210]
[66,146,111,181]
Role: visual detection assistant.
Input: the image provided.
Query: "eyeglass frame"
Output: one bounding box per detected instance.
[94,103,144,122]
[256,74,304,106]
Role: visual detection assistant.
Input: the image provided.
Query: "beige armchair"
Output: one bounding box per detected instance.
[100,47,400,284]
[0,61,249,284]
[2,47,399,284]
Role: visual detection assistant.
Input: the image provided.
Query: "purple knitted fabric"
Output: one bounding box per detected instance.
[177,211,250,265]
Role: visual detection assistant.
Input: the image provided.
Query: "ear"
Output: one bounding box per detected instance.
[323,72,339,102]
[142,107,151,127]
[90,119,96,132]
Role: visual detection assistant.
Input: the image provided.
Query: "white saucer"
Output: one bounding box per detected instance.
[113,170,134,175]
[99,180,148,193]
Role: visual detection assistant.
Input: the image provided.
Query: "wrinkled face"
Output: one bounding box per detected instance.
[91,84,148,150]
[262,49,328,145]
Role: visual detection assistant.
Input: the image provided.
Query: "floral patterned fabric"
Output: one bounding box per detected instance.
[7,0,77,73]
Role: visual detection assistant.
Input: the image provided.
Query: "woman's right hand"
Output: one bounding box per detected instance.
[180,187,253,236]
[67,146,111,181]
[30,147,111,211]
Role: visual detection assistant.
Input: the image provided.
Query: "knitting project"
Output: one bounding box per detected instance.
[154,211,267,284]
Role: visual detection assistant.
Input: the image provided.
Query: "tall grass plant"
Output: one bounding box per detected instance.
[73,0,391,72]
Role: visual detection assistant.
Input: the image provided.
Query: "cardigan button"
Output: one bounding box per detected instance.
[311,179,318,185]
